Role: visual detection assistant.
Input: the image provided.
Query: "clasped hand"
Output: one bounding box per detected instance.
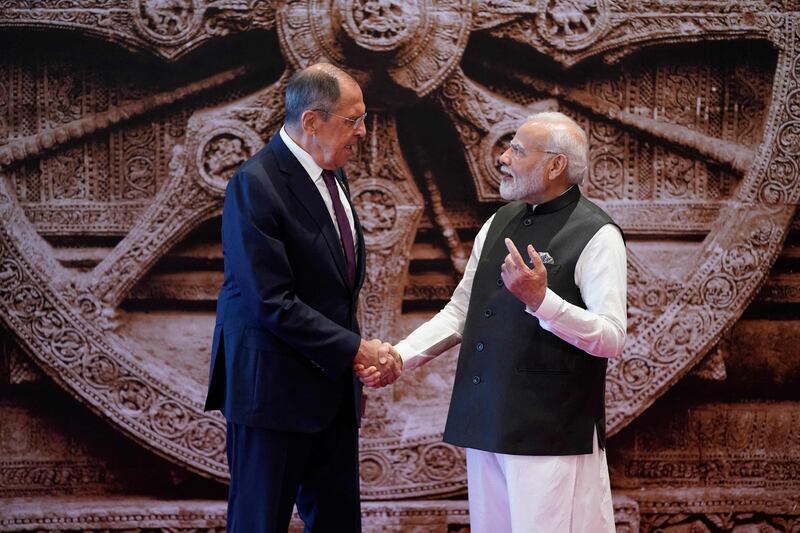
[353,338,403,388]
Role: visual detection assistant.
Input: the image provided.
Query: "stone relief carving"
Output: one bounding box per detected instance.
[0,4,798,528]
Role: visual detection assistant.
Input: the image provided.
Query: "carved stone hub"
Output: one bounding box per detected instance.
[340,0,422,52]
[277,0,472,97]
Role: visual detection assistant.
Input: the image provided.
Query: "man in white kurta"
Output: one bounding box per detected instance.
[360,112,626,532]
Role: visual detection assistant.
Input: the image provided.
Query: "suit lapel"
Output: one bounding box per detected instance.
[269,135,351,288]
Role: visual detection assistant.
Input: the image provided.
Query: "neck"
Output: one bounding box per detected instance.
[285,123,330,170]
[284,124,310,153]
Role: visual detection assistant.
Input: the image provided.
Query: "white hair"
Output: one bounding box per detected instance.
[525,111,588,185]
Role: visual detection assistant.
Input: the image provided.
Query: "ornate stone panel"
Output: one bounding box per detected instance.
[0,1,798,505]
[0,0,276,60]
[1,495,647,531]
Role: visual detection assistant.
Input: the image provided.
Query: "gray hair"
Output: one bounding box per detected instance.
[284,67,341,126]
[525,111,588,185]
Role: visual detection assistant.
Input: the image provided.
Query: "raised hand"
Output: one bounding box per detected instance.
[353,339,403,388]
[500,237,547,310]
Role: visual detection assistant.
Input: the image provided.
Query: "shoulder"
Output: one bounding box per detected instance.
[576,194,619,229]
[229,145,283,195]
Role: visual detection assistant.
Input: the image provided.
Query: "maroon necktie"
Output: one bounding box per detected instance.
[321,170,356,286]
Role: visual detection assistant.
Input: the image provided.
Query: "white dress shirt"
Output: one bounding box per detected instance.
[279,126,358,252]
[395,200,627,368]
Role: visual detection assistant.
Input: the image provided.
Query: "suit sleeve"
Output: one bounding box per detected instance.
[222,169,361,379]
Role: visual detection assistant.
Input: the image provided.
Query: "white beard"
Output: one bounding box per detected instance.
[499,164,545,202]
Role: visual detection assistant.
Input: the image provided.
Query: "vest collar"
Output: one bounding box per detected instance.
[526,185,580,216]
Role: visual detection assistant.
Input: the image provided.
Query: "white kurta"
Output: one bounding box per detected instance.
[395,198,627,533]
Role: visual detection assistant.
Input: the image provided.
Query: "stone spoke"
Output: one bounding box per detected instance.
[506,70,754,175]
[485,1,772,67]
[350,113,425,340]
[435,67,549,201]
[0,66,251,170]
[81,71,291,309]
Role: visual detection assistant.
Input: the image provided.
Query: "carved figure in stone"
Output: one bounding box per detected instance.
[203,63,402,532]
[552,0,596,34]
[203,135,250,182]
[140,0,194,37]
[352,0,410,40]
[358,112,625,532]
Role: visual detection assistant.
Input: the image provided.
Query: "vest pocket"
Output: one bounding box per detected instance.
[515,331,596,374]
[543,263,560,287]
[515,351,576,373]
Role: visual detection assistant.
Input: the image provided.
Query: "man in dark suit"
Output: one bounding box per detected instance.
[205,63,402,533]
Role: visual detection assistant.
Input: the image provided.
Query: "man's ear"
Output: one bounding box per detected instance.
[547,153,568,181]
[301,110,317,135]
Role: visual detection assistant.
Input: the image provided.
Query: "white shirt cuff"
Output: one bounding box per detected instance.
[525,288,562,322]
[395,340,415,363]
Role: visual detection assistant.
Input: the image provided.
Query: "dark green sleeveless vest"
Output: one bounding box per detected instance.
[443,186,621,455]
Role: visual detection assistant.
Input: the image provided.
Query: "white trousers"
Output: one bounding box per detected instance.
[466,429,615,533]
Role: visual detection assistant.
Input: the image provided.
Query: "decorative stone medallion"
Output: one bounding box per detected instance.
[340,0,422,52]
[536,0,609,51]
[195,122,262,194]
[133,0,202,44]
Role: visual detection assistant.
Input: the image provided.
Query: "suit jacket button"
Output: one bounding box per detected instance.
[472,376,481,385]
[484,309,493,318]
[524,218,533,226]
[476,342,485,352]
[496,278,503,286]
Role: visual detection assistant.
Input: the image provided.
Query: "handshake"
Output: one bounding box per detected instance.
[352,338,403,388]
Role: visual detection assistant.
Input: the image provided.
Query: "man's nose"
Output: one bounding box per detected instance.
[498,148,511,166]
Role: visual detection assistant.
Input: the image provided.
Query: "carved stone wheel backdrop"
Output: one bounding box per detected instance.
[0,1,797,499]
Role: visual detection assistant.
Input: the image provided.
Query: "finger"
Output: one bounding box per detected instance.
[500,269,511,289]
[503,254,517,273]
[363,371,382,385]
[379,342,393,365]
[356,365,379,378]
[527,244,544,270]
[504,238,527,268]
[361,376,380,387]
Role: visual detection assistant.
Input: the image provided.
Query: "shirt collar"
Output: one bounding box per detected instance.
[280,126,324,183]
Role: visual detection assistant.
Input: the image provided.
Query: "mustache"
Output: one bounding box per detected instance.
[499,165,514,177]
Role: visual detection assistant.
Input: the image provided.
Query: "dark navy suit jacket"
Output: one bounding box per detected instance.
[204,133,366,432]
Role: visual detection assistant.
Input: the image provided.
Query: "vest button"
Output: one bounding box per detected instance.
[476,342,485,352]
[472,376,481,385]
[484,309,493,318]
[496,278,503,286]
[523,218,533,226]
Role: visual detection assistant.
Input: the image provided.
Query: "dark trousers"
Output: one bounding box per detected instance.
[225,398,361,533]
